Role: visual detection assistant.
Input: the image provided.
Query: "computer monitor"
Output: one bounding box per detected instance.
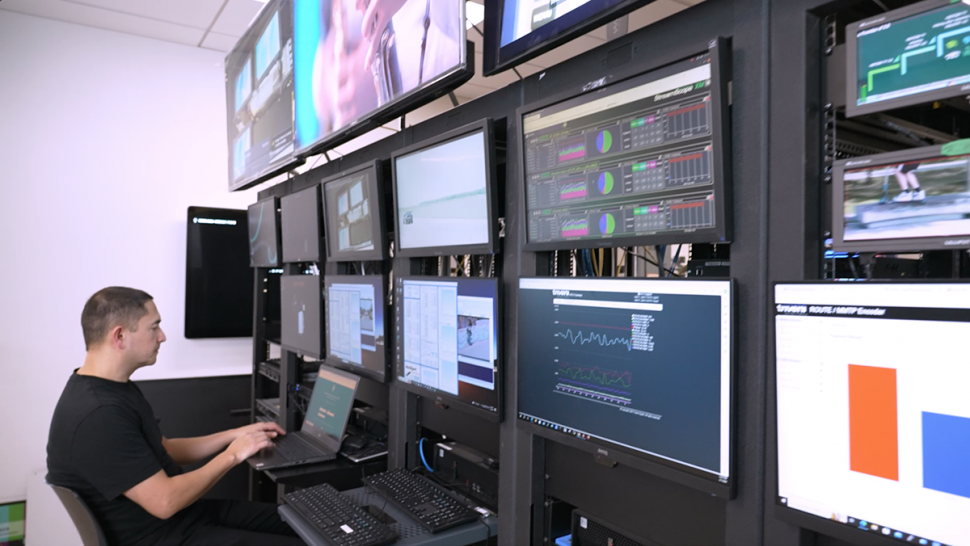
[517,277,733,494]
[832,145,970,252]
[292,0,471,156]
[302,365,361,452]
[225,0,302,191]
[393,276,501,421]
[324,275,388,382]
[280,274,324,358]
[846,0,970,118]
[519,41,732,251]
[247,197,282,267]
[392,119,499,258]
[483,0,657,76]
[774,282,970,546]
[281,185,323,263]
[321,161,387,262]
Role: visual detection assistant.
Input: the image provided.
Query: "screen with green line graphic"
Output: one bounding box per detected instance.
[521,49,730,249]
[517,277,732,486]
[852,0,970,113]
[247,197,280,267]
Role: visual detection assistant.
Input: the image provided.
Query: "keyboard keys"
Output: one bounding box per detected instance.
[362,468,479,534]
[284,483,397,546]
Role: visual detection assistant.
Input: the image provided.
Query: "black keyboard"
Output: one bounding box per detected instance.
[273,435,323,461]
[284,483,397,546]
[362,468,479,533]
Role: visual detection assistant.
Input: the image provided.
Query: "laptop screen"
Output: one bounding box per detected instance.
[300,366,359,449]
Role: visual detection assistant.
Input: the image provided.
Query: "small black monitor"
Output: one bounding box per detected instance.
[321,161,387,262]
[185,207,254,338]
[281,185,323,263]
[280,274,324,358]
[846,0,970,117]
[247,197,281,267]
[324,275,388,382]
[833,144,970,252]
[392,119,499,258]
[517,277,733,495]
[519,42,732,251]
[774,282,970,546]
[393,276,502,421]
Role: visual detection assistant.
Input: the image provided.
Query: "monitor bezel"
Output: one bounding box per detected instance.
[771,279,970,545]
[293,3,473,159]
[247,196,283,268]
[321,160,388,263]
[392,119,500,258]
[845,0,970,118]
[322,274,390,383]
[279,273,325,359]
[517,38,733,252]
[280,184,324,264]
[515,276,735,498]
[225,0,304,192]
[393,275,503,423]
[832,144,970,253]
[483,0,655,77]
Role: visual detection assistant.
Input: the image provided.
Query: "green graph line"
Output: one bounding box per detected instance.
[559,366,632,388]
[901,46,935,75]
[868,63,900,92]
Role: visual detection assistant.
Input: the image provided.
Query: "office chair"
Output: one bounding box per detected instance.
[49,484,108,546]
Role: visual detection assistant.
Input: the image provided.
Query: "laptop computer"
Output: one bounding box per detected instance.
[247,365,360,471]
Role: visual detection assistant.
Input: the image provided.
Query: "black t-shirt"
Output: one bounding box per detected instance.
[46,371,189,545]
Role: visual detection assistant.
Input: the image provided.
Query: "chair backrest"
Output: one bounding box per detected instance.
[49,484,108,546]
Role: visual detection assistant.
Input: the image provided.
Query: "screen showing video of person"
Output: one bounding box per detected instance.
[842,153,970,242]
[293,0,465,152]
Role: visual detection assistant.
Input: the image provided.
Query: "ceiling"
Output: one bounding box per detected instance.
[0,0,705,172]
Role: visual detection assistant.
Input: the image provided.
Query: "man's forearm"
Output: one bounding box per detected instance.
[163,430,237,466]
[150,451,237,519]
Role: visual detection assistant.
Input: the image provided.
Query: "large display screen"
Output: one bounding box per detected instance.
[485,0,653,76]
[293,0,467,154]
[517,278,732,488]
[280,274,324,358]
[281,185,323,263]
[521,50,730,250]
[393,122,496,257]
[226,0,300,191]
[325,275,387,382]
[775,282,970,546]
[247,197,281,267]
[848,0,970,117]
[394,277,501,421]
[322,162,386,262]
[833,146,970,252]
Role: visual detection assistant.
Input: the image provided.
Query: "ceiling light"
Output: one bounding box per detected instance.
[466,1,485,30]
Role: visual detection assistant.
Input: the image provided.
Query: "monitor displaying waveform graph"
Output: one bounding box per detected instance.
[518,277,733,494]
[775,282,970,546]
[561,217,589,237]
[559,178,588,200]
[558,138,587,162]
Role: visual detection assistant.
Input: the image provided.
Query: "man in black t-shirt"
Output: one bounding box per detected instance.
[47,287,305,545]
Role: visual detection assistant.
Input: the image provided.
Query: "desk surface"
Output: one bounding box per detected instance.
[280,487,498,546]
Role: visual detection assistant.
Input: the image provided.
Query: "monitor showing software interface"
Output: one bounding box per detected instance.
[323,168,381,259]
[395,277,499,415]
[281,275,322,358]
[775,283,970,546]
[852,1,970,113]
[325,276,386,381]
[301,366,359,446]
[517,278,732,484]
[395,130,490,251]
[522,52,724,247]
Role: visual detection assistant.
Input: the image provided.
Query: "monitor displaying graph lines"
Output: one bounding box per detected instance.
[517,277,733,489]
[775,282,970,546]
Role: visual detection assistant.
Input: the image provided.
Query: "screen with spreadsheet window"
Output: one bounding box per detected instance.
[324,275,387,382]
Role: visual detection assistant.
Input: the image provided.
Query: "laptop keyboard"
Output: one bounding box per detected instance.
[273,435,321,461]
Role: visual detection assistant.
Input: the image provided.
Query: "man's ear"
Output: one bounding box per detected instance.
[110,325,126,350]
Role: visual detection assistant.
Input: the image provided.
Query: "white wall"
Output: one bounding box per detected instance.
[0,11,262,504]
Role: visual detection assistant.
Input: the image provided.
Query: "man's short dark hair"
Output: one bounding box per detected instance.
[81,287,154,350]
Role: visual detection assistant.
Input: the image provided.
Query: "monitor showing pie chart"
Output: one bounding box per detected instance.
[596,130,613,154]
[597,172,614,195]
[599,213,616,235]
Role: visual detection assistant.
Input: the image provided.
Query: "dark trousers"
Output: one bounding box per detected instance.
[161,499,305,545]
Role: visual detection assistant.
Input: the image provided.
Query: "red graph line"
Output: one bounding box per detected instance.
[557,321,630,331]
[668,103,705,116]
[668,152,704,164]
